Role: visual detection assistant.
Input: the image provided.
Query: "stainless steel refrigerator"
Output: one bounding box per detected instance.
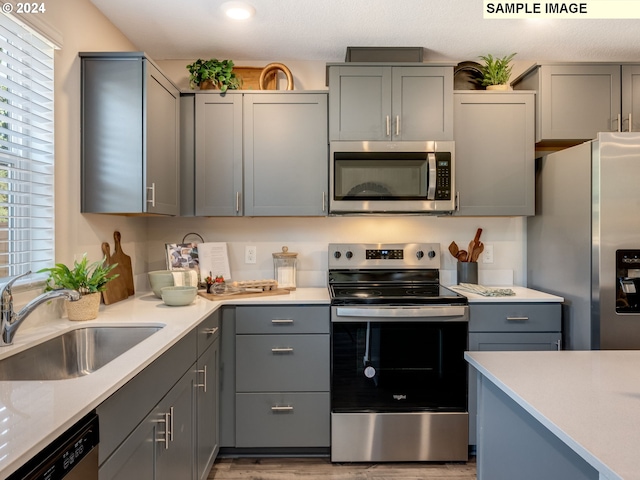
[528,132,640,350]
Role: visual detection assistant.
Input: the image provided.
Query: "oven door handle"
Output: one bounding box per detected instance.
[334,306,467,319]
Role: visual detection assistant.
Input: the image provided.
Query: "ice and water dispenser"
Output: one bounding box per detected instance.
[616,250,640,313]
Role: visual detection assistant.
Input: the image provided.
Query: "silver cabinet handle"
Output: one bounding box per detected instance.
[203,327,218,337]
[271,405,294,412]
[271,319,294,324]
[386,115,390,137]
[235,191,241,213]
[506,316,529,321]
[616,113,622,132]
[147,182,156,207]
[556,339,562,350]
[271,347,294,353]
[629,113,633,132]
[158,409,171,449]
[196,365,207,393]
[396,114,400,137]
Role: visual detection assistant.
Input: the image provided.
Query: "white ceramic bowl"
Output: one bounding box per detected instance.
[148,270,174,298]
[161,286,197,306]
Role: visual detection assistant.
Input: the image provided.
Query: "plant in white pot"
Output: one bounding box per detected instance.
[478,53,517,90]
[38,255,119,321]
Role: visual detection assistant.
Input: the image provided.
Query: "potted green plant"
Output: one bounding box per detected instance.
[478,53,517,90]
[186,58,242,93]
[38,255,119,321]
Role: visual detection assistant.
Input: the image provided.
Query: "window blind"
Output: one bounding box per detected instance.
[0,14,55,279]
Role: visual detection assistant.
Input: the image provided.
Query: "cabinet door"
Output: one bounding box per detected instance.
[540,65,621,140]
[156,369,196,480]
[454,92,535,216]
[622,65,640,132]
[391,66,453,140]
[145,61,180,215]
[243,93,328,216]
[196,338,220,480]
[195,93,243,216]
[329,66,392,140]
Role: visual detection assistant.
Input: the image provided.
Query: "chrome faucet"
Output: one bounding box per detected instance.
[0,271,80,346]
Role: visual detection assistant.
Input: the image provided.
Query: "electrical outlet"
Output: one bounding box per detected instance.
[245,246,257,264]
[483,244,494,264]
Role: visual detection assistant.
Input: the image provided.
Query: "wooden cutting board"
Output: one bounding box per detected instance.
[101,242,130,305]
[199,288,291,301]
[111,231,134,296]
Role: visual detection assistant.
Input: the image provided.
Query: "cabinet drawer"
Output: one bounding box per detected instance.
[236,306,329,334]
[236,392,330,447]
[236,334,329,392]
[197,309,220,356]
[469,303,561,332]
[469,332,562,351]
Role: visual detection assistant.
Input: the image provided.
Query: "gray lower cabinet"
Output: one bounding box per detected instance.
[467,303,561,446]
[453,91,535,216]
[98,311,221,480]
[80,52,180,215]
[234,305,330,448]
[511,63,640,142]
[328,64,453,141]
[186,91,328,217]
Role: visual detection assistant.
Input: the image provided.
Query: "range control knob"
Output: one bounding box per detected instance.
[416,250,425,259]
[333,251,341,259]
[345,251,353,259]
[428,250,436,259]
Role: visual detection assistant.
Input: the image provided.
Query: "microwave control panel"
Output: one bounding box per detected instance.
[435,153,452,200]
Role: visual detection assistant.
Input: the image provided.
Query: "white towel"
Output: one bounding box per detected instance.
[172,270,198,287]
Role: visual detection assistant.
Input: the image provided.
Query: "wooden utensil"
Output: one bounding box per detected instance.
[471,242,484,262]
[101,242,129,305]
[448,241,460,259]
[456,250,468,262]
[111,231,134,296]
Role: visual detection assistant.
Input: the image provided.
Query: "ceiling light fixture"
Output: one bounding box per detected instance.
[221,1,255,20]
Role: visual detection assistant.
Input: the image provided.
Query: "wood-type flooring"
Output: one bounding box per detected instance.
[208,457,477,479]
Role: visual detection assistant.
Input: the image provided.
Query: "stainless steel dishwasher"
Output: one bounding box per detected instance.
[8,411,99,480]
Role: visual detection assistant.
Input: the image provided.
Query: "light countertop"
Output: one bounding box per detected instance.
[449,285,564,303]
[0,288,329,478]
[465,350,640,480]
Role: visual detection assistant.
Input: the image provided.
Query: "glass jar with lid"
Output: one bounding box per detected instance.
[273,246,297,290]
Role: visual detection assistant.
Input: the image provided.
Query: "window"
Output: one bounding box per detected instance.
[0,14,55,279]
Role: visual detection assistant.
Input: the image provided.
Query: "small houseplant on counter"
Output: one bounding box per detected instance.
[186,58,242,93]
[38,255,119,321]
[478,53,516,90]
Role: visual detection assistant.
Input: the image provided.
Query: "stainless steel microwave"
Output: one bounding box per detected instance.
[329,141,456,214]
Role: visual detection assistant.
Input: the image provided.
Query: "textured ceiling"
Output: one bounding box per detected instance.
[90,0,640,63]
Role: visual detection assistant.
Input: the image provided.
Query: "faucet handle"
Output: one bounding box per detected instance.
[0,271,32,298]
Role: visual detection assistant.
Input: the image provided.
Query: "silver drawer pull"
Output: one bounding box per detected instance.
[506,316,529,321]
[271,405,294,412]
[203,327,218,336]
[196,365,207,392]
[271,319,294,324]
[271,347,294,353]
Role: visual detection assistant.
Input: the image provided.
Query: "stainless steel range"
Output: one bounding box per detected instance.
[328,243,469,463]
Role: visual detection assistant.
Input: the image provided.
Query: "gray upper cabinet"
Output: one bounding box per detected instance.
[80,52,180,215]
[511,64,622,142]
[622,65,640,132]
[243,93,328,216]
[194,93,243,216]
[328,65,453,141]
[454,91,535,216]
[189,91,328,217]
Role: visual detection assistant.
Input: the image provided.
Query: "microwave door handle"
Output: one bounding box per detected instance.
[427,153,437,200]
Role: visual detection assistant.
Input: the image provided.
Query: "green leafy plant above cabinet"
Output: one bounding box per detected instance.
[186,58,242,93]
[478,53,517,87]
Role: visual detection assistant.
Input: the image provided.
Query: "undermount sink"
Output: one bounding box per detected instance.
[0,326,163,381]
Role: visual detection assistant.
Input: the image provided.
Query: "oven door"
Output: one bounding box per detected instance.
[329,141,455,214]
[331,305,468,413]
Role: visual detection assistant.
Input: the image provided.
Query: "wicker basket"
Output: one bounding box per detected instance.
[66,292,101,321]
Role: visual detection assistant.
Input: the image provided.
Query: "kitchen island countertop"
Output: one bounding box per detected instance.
[0,288,329,478]
[466,350,640,480]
